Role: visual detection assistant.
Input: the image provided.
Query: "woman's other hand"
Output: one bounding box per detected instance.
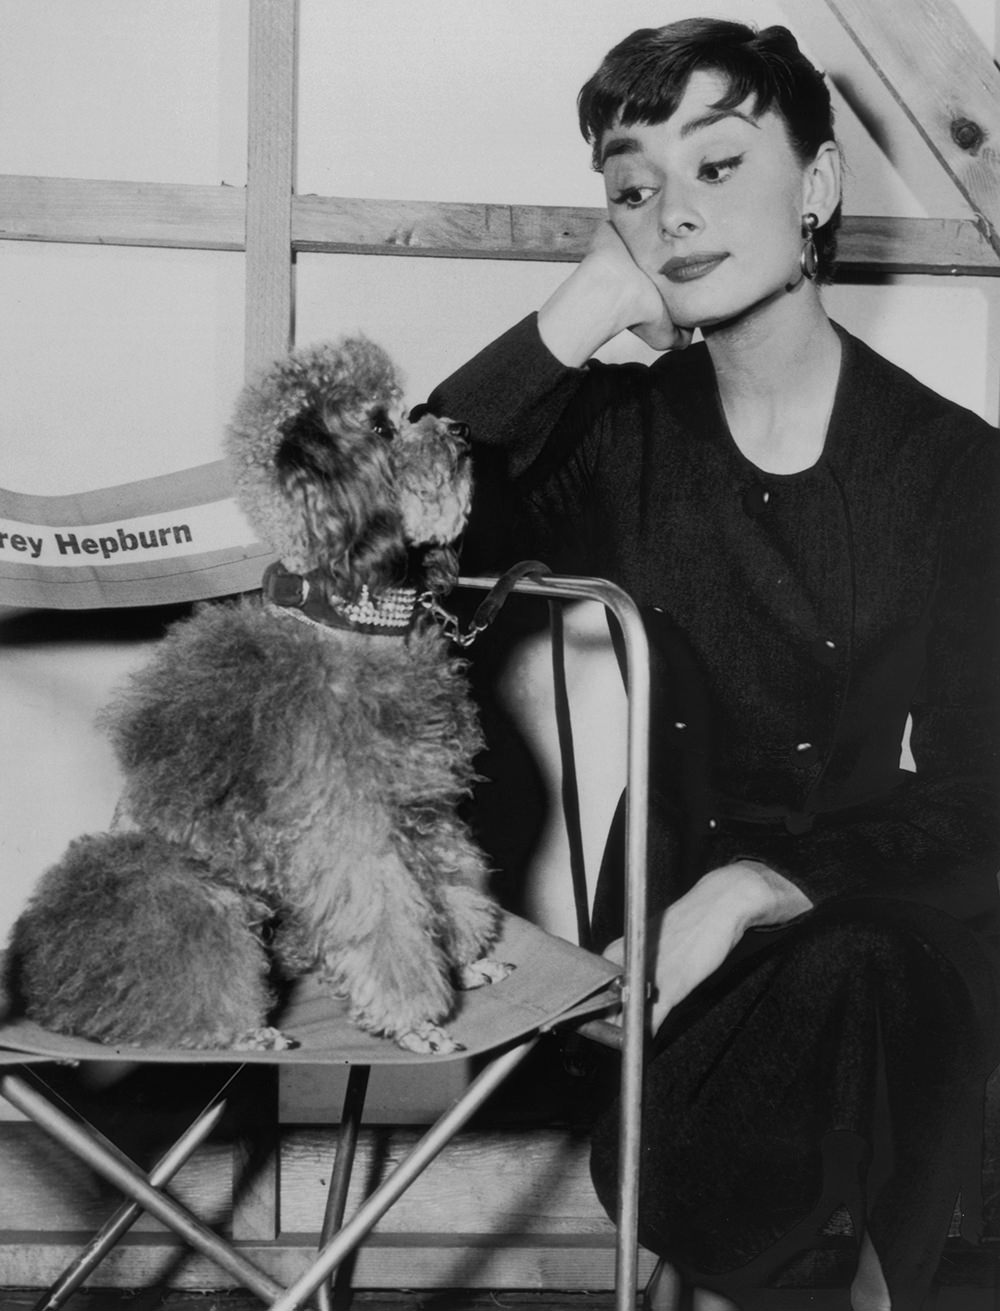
[538,221,692,367]
[603,862,812,1036]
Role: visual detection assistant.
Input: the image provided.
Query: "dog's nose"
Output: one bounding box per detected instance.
[447,421,470,442]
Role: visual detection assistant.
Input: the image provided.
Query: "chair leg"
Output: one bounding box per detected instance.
[316,1065,371,1311]
[31,1082,234,1311]
[0,1070,284,1304]
[268,1036,542,1311]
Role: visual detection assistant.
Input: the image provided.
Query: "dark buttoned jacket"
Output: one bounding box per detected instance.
[429,314,1000,965]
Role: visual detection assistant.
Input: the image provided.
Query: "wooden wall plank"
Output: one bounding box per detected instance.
[0,1126,231,1232]
[278,1127,614,1236]
[244,0,297,375]
[0,175,245,250]
[0,1120,956,1291]
[4,177,996,274]
[834,214,999,275]
[230,1069,281,1243]
[819,0,1000,258]
[291,194,587,261]
[0,1235,654,1292]
[293,198,1000,275]
[2,175,998,276]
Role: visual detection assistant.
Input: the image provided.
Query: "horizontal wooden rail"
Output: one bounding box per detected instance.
[0,175,246,250]
[293,195,1000,276]
[2,174,999,274]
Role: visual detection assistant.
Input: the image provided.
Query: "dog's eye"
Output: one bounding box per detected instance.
[369,406,395,439]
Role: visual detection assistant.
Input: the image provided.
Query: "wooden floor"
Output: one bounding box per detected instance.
[0,1286,997,1311]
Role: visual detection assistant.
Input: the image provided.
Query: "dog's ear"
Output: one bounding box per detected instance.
[275,405,409,598]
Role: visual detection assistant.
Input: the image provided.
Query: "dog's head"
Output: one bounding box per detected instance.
[226,338,472,600]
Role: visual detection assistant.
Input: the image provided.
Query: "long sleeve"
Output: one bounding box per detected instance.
[427,314,586,477]
[427,313,639,573]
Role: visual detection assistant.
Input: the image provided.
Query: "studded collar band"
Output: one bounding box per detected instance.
[262,562,420,637]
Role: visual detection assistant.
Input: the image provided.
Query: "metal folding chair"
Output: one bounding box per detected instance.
[0,570,651,1311]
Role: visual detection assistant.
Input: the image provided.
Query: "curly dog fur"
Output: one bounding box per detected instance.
[6,337,507,1053]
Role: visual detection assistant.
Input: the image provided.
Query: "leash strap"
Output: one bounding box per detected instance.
[423,560,552,647]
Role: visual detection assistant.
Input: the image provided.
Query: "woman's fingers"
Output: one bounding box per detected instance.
[589,222,691,352]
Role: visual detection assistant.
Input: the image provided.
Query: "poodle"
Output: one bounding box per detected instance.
[5,337,511,1054]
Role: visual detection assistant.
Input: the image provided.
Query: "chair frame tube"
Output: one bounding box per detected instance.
[268,1036,541,1311]
[460,573,651,1311]
[316,1064,371,1311]
[30,1088,232,1311]
[0,1071,285,1304]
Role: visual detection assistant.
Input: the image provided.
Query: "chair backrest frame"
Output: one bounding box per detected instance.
[459,570,651,1311]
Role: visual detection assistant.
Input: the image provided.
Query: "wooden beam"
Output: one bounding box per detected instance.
[834,214,999,276]
[0,175,245,250]
[0,1235,654,1293]
[293,195,1000,275]
[2,176,999,275]
[291,194,590,261]
[244,0,297,376]
[0,1119,964,1291]
[230,1069,281,1244]
[820,0,1000,259]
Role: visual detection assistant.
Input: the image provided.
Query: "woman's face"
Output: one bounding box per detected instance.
[598,69,837,330]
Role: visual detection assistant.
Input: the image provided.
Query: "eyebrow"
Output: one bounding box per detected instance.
[680,107,760,138]
[599,107,760,167]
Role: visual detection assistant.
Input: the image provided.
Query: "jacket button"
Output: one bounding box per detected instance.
[794,742,819,764]
[814,637,839,665]
[742,482,772,517]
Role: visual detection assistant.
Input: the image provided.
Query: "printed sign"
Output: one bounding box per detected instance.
[0,460,275,610]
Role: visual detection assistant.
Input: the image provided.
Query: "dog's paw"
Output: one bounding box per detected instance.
[395,1021,465,1056]
[234,1026,298,1051]
[454,957,516,991]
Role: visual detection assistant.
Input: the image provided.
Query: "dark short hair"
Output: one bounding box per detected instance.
[577,19,840,280]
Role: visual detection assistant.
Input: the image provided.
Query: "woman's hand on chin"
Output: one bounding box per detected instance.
[539,221,691,366]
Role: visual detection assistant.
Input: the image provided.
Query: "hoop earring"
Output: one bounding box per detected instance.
[799,212,820,281]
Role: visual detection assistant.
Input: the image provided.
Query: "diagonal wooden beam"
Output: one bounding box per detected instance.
[819,0,1000,259]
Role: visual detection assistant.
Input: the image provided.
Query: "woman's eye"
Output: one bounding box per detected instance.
[699,154,743,184]
[610,185,657,209]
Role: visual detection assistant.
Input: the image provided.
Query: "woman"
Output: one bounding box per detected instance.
[426,20,1000,1311]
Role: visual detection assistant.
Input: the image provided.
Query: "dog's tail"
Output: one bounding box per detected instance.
[9,831,278,1049]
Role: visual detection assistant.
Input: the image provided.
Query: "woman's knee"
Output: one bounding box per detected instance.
[774,903,953,997]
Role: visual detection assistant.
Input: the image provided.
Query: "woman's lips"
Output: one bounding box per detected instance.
[660,253,729,283]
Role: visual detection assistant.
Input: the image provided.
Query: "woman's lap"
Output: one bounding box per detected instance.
[589,897,998,1305]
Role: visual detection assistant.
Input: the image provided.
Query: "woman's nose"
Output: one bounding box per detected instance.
[657,184,701,238]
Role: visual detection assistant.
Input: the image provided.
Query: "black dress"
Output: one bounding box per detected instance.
[427,316,1000,1306]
